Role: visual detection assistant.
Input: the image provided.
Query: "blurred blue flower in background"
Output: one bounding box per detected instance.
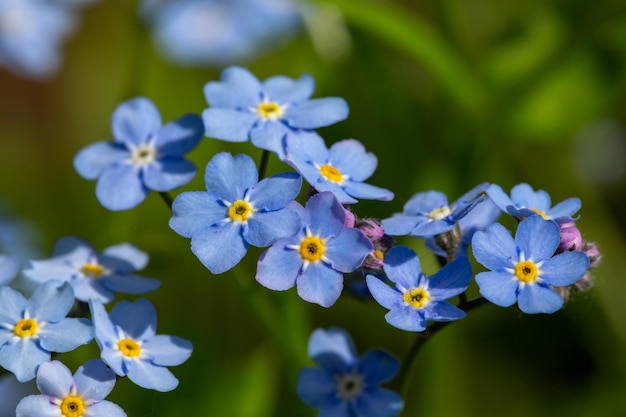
[0,254,19,285]
[0,373,36,417]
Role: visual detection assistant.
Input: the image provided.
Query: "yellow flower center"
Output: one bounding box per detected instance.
[256,102,283,120]
[373,250,384,260]
[14,318,38,337]
[514,260,539,283]
[319,164,344,183]
[403,288,431,309]
[60,396,86,417]
[228,200,254,222]
[81,263,104,278]
[299,236,326,262]
[530,208,549,219]
[118,338,141,357]
[428,206,451,221]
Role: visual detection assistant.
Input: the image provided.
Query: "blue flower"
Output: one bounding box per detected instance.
[256,192,372,307]
[0,281,93,382]
[16,360,126,417]
[486,183,581,222]
[382,183,487,238]
[285,132,394,204]
[142,0,301,67]
[24,236,160,304]
[0,0,76,79]
[297,327,403,417]
[169,152,302,274]
[366,246,472,332]
[471,216,590,314]
[202,66,349,159]
[90,298,193,392]
[74,97,204,210]
[0,254,19,285]
[0,374,36,417]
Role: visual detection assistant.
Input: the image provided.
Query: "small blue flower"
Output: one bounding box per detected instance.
[24,236,160,304]
[202,66,349,159]
[486,183,581,222]
[256,192,372,307]
[90,298,193,392]
[170,152,302,274]
[472,216,590,314]
[0,254,19,285]
[0,281,93,382]
[297,327,403,417]
[366,246,472,332]
[0,374,36,417]
[285,132,394,204]
[382,183,487,238]
[74,97,204,210]
[16,359,126,417]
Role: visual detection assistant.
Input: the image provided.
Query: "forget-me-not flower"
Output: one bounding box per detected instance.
[0,374,36,417]
[170,152,302,274]
[285,132,393,204]
[382,183,488,238]
[297,327,403,417]
[256,192,372,307]
[0,281,93,382]
[486,183,581,222]
[472,216,590,314]
[90,298,193,392]
[24,236,160,304]
[16,360,126,417]
[0,254,19,285]
[202,66,349,159]
[366,245,472,332]
[74,97,204,210]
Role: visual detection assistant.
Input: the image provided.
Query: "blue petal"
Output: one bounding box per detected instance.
[517,283,563,314]
[382,245,422,289]
[354,388,404,417]
[73,142,128,180]
[308,327,357,369]
[96,164,148,211]
[204,66,262,108]
[296,367,336,407]
[35,360,72,399]
[485,183,515,214]
[111,97,161,147]
[102,243,148,271]
[249,119,291,158]
[86,401,127,417]
[191,223,248,274]
[203,152,257,202]
[283,97,349,129]
[403,191,448,215]
[410,219,454,237]
[38,318,93,353]
[540,251,589,286]
[366,275,401,310]
[475,271,519,307]
[284,130,329,166]
[427,257,472,300]
[74,359,116,401]
[548,197,581,220]
[385,305,427,332]
[170,192,227,238]
[202,108,257,142]
[16,395,59,417]
[29,281,74,323]
[126,359,179,392]
[262,74,315,104]
[142,158,197,191]
[343,182,393,202]
[109,299,156,341]
[0,254,19,285]
[423,301,466,322]
[142,334,193,366]
[0,339,50,382]
[382,214,420,236]
[71,278,115,303]
[319,400,351,417]
[515,216,560,261]
[358,350,400,384]
[328,139,377,181]
[296,263,343,307]
[103,274,161,295]
[248,172,302,211]
[256,244,302,291]
[89,300,117,349]
[511,183,551,211]
[324,228,372,272]
[471,222,518,271]
[245,209,302,247]
[306,192,345,238]
[52,236,91,257]
[154,114,203,156]
[0,286,27,323]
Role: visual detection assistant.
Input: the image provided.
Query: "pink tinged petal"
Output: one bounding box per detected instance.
[203,152,257,201]
[95,164,148,211]
[517,283,563,314]
[16,395,59,417]
[84,400,127,417]
[354,388,404,417]
[515,216,560,261]
[471,222,518,271]
[202,108,258,142]
[204,66,262,108]
[111,97,162,147]
[256,244,301,291]
[475,271,519,307]
[296,367,336,407]
[249,119,291,159]
[35,360,72,399]
[540,251,589,286]
[262,74,315,104]
[126,359,179,392]
[142,335,192,366]
[74,359,116,401]
[73,142,128,180]
[381,246,422,289]
[142,158,196,191]
[324,229,372,273]
[358,350,400,384]
[153,114,203,156]
[0,339,50,382]
[190,223,247,274]
[296,263,343,307]
[283,97,349,129]
[169,192,227,238]
[328,139,377,181]
[38,318,93,353]
[385,305,427,332]
[366,275,400,310]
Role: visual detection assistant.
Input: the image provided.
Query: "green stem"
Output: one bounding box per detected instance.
[258,150,271,180]
[158,192,173,209]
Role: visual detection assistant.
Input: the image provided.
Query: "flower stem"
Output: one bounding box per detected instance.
[158,192,173,209]
[258,150,271,180]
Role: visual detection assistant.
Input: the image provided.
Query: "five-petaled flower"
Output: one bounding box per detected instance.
[472,216,590,314]
[202,66,349,159]
[366,245,472,331]
[169,152,303,274]
[297,327,404,417]
[74,96,204,210]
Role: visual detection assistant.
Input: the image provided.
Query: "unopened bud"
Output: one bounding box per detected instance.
[355,218,384,240]
[558,222,583,252]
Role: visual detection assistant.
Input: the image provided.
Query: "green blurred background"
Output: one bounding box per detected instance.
[1,0,626,415]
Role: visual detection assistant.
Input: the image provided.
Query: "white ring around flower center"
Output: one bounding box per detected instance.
[130,144,157,167]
